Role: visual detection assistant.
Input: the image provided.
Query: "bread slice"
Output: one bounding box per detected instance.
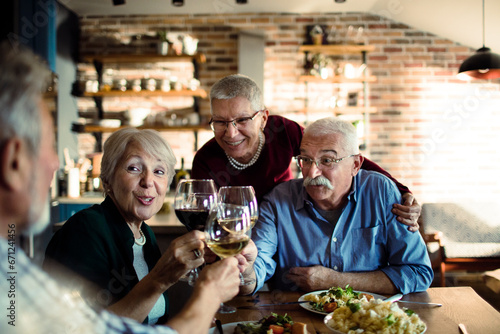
[291,322,307,334]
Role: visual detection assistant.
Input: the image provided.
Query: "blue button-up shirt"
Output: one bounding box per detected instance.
[252,170,433,294]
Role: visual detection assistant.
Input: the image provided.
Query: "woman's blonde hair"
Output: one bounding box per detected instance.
[100,128,177,194]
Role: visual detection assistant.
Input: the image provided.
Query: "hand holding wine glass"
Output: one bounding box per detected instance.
[217,186,258,285]
[205,203,252,313]
[174,179,217,284]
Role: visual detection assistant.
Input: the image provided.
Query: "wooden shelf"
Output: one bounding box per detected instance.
[299,44,376,55]
[78,88,207,99]
[81,53,206,64]
[73,123,211,134]
[299,75,377,83]
[76,52,207,152]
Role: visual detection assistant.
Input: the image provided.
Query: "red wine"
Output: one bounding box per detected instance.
[175,209,209,231]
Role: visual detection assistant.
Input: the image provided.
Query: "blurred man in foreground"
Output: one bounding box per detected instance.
[0,41,240,334]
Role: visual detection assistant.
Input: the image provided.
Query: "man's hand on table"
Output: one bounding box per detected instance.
[287,266,398,295]
[287,265,336,291]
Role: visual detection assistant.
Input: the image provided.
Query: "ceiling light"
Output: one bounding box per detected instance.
[458,0,500,80]
[172,0,184,6]
[334,0,346,3]
[112,0,125,5]
[236,0,248,3]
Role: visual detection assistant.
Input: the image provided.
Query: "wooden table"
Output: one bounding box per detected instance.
[214,287,500,333]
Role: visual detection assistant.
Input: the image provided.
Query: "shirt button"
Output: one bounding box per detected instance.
[333,266,338,270]
[333,237,337,242]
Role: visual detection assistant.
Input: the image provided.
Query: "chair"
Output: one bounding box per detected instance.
[419,202,500,287]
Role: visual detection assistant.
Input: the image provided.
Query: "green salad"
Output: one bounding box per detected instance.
[304,285,373,313]
[234,313,294,334]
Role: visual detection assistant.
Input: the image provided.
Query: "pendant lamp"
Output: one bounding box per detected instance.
[458,0,500,80]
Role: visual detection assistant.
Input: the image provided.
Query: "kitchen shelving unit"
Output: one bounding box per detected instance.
[298,44,376,150]
[72,53,208,151]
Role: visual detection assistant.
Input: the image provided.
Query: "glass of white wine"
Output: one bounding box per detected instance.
[218,186,258,227]
[217,186,258,285]
[205,203,251,314]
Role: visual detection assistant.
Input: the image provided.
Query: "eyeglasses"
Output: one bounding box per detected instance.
[209,110,262,133]
[295,154,357,170]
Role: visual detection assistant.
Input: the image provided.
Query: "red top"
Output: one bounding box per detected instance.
[192,115,409,201]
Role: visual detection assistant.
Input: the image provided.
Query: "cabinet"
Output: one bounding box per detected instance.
[72,53,209,151]
[298,45,376,150]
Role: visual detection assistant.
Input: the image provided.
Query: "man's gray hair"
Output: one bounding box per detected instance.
[303,117,359,154]
[0,42,50,155]
[100,128,177,194]
[209,74,265,113]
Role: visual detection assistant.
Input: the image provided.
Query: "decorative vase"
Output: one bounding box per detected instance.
[157,41,169,55]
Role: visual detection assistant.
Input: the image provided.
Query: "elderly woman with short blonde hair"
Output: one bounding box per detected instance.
[44,127,205,325]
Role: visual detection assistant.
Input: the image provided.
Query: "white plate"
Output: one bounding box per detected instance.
[208,321,256,334]
[323,311,426,334]
[298,290,385,315]
[323,313,347,334]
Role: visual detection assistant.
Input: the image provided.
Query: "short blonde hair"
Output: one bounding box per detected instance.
[100,128,176,194]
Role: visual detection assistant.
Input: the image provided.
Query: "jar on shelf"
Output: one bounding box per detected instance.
[188,78,200,91]
[160,79,171,92]
[144,78,157,91]
[131,79,142,92]
[85,75,99,93]
[114,78,128,92]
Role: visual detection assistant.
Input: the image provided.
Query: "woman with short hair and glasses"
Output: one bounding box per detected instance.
[191,74,421,231]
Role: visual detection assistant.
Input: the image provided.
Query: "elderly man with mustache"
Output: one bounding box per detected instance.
[239,117,433,296]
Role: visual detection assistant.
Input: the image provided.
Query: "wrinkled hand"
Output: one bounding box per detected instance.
[392,193,421,232]
[287,266,337,292]
[196,257,240,303]
[236,239,257,274]
[149,230,205,288]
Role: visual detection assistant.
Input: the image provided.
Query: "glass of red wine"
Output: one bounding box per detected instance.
[174,179,217,284]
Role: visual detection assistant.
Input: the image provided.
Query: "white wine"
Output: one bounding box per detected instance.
[219,217,251,234]
[250,216,258,228]
[207,236,250,258]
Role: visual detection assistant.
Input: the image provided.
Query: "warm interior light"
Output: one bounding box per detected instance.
[458,46,500,80]
[172,0,184,6]
[457,0,500,80]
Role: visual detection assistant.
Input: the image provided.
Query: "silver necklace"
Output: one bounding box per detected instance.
[134,229,146,246]
[226,131,264,170]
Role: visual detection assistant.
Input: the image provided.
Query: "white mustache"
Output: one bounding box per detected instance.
[303,176,334,190]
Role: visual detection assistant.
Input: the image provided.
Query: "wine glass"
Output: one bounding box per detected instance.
[218,186,258,228]
[218,186,258,285]
[174,179,217,284]
[205,203,252,314]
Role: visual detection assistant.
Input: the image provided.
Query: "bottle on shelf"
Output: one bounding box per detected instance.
[175,157,190,187]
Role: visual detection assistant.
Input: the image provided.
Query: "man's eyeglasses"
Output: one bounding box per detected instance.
[209,110,263,133]
[295,154,358,170]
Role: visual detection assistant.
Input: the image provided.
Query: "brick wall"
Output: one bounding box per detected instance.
[78,12,500,203]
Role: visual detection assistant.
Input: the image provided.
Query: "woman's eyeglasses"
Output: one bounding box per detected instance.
[209,110,262,132]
